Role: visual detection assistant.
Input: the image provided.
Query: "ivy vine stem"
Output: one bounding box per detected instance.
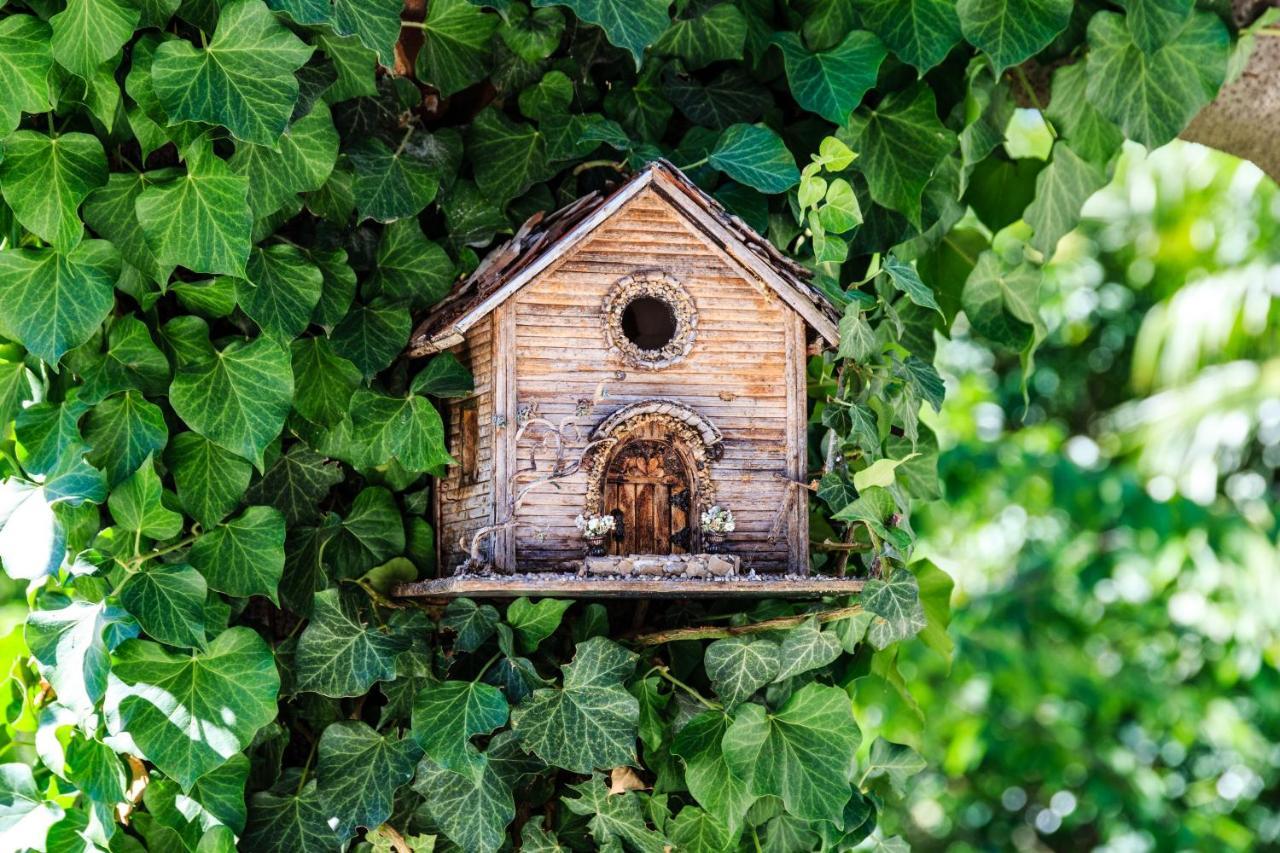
[649,665,721,710]
[631,604,864,645]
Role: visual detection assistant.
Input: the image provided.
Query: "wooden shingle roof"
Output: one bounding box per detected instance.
[406,160,840,357]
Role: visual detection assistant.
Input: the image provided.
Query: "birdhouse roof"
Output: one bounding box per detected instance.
[407,160,840,356]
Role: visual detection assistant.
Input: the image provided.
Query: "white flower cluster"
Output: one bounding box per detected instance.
[575,513,616,537]
[700,505,735,534]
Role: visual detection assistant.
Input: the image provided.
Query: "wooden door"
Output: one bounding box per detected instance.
[603,436,692,555]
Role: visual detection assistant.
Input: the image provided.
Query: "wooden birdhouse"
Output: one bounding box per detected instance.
[398,161,862,598]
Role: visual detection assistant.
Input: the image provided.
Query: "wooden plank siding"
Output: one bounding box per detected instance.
[507,187,801,573]
[437,314,494,571]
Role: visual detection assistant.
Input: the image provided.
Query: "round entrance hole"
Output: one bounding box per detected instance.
[621,296,677,351]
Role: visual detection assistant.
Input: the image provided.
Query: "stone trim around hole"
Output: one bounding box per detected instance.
[602,270,697,369]
[579,553,740,578]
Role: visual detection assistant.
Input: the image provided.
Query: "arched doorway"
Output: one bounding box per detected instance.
[603,428,695,555]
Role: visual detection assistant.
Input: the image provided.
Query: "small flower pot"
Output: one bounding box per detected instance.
[585,535,608,557]
[703,531,727,554]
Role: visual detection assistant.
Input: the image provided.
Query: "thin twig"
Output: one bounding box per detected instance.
[630,604,864,645]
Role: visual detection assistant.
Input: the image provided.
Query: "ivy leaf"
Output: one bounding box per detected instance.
[167,432,252,529]
[182,754,250,833]
[290,338,361,427]
[49,0,140,78]
[506,598,573,653]
[135,146,253,278]
[723,683,861,825]
[243,444,342,525]
[837,306,877,362]
[316,721,422,839]
[467,108,549,205]
[775,618,842,681]
[856,0,962,72]
[1121,0,1194,54]
[105,627,280,789]
[956,0,1072,75]
[411,352,474,398]
[704,636,781,707]
[0,130,106,250]
[0,763,63,847]
[500,5,565,62]
[84,391,169,487]
[654,4,747,70]
[412,755,515,853]
[562,775,667,853]
[1084,10,1228,149]
[366,219,457,309]
[841,84,956,228]
[771,31,886,125]
[242,780,341,853]
[1023,143,1106,259]
[65,733,128,803]
[332,0,403,66]
[152,0,314,146]
[414,0,499,97]
[120,563,208,650]
[330,300,412,378]
[862,568,928,648]
[169,333,294,471]
[348,389,452,473]
[520,816,567,852]
[77,316,171,405]
[228,103,339,220]
[188,506,286,603]
[913,559,955,664]
[882,255,941,314]
[349,137,441,223]
[26,600,139,719]
[235,245,324,341]
[709,124,800,194]
[295,588,409,697]
[671,711,755,836]
[443,598,500,653]
[0,16,55,136]
[534,0,672,68]
[108,459,184,541]
[669,806,732,853]
[0,241,119,366]
[1045,63,1123,167]
[15,401,85,478]
[861,738,926,796]
[961,251,1043,349]
[411,680,509,780]
[510,636,639,774]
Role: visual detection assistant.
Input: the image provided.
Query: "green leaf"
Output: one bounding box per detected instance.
[105,627,280,789]
[772,30,886,125]
[534,0,672,67]
[411,352,474,398]
[15,400,84,477]
[0,362,36,431]
[243,444,342,525]
[520,816,567,852]
[1044,63,1123,167]
[332,0,404,66]
[0,241,119,366]
[0,763,63,846]
[330,300,412,378]
[120,563,208,650]
[467,108,549,205]
[188,506,286,603]
[290,337,361,427]
[228,103,339,220]
[883,254,941,314]
[135,146,253,278]
[853,454,918,491]
[108,459,184,540]
[167,432,252,529]
[235,245,324,341]
[672,711,755,835]
[961,251,1042,348]
[49,0,140,78]
[856,0,962,72]
[0,464,105,579]
[506,598,572,653]
[443,598,500,653]
[348,389,452,473]
[862,738,926,795]
[317,33,377,100]
[183,754,250,833]
[704,636,781,707]
[65,733,128,803]
[841,84,956,228]
[956,0,1072,74]
[349,137,441,223]
[0,16,55,136]
[77,316,171,405]
[368,219,457,309]
[669,806,732,853]
[295,588,409,697]
[723,683,861,825]
[818,178,861,233]
[169,333,294,471]
[837,306,877,361]
[1084,10,1229,149]
[26,600,139,718]
[912,559,954,664]
[152,0,314,146]
[316,721,422,839]
[775,618,842,681]
[1121,0,1194,54]
[242,781,341,853]
[412,680,509,780]
[709,124,799,194]
[510,636,638,774]
[84,391,169,487]
[562,775,667,853]
[0,130,106,250]
[1024,142,1106,258]
[654,4,747,70]
[414,0,499,97]
[862,568,928,648]
[412,755,514,853]
[500,5,565,62]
